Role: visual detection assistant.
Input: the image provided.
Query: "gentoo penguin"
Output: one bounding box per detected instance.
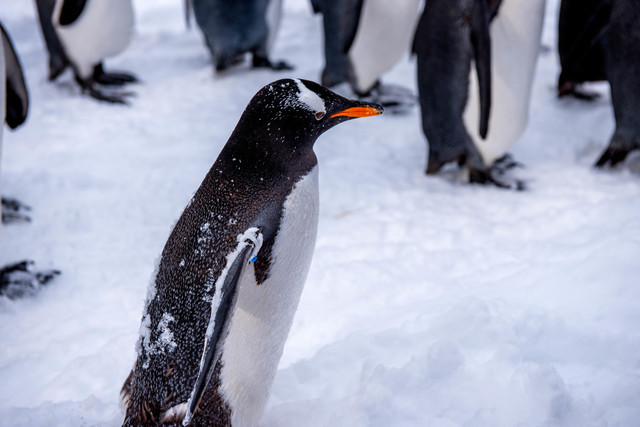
[34,0,138,104]
[595,0,640,167]
[190,0,292,72]
[121,79,382,426]
[463,0,546,186]
[413,0,498,184]
[312,0,421,113]
[557,0,612,99]
[0,23,59,297]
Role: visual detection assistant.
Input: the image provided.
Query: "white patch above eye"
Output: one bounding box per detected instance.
[293,79,326,115]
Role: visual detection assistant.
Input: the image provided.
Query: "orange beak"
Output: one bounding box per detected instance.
[330,105,384,119]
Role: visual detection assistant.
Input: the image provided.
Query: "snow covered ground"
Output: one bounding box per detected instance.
[1,0,639,426]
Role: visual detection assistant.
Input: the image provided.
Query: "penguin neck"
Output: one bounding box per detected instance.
[218,133,319,184]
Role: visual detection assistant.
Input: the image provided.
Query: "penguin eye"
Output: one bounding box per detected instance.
[314,111,326,121]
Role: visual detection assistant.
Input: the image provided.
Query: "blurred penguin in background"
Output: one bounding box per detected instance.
[463,0,546,188]
[557,0,612,100]
[189,0,293,72]
[34,0,138,104]
[595,0,640,168]
[0,22,59,298]
[414,0,545,189]
[312,0,421,113]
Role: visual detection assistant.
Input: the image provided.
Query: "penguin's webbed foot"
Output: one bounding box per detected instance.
[469,166,526,191]
[93,71,139,86]
[492,153,523,172]
[356,81,416,115]
[86,84,135,105]
[252,55,294,71]
[0,260,61,299]
[2,197,32,224]
[595,146,632,168]
[92,64,138,86]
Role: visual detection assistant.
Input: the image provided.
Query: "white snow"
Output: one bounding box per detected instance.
[0,1,639,426]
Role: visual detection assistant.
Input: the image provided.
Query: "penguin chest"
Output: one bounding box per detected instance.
[219,166,320,426]
[349,0,422,93]
[54,0,134,78]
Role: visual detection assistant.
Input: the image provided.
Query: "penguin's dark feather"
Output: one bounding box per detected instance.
[58,0,88,26]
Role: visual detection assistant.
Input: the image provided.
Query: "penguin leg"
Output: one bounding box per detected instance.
[74,74,135,105]
[1,197,31,223]
[92,63,139,86]
[0,260,61,299]
[251,42,293,71]
[426,150,445,175]
[251,53,294,71]
[355,81,417,115]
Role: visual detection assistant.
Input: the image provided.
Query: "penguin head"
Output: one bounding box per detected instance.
[230,79,383,163]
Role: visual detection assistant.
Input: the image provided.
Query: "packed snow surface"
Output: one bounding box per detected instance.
[1,0,639,426]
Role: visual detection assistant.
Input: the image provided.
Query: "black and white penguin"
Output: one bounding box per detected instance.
[557,0,612,100]
[413,0,496,183]
[121,79,382,426]
[414,0,544,189]
[464,0,546,185]
[190,0,292,72]
[312,0,421,113]
[34,0,138,104]
[0,22,59,297]
[595,0,640,167]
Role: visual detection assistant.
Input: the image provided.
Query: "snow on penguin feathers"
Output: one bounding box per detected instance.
[121,79,382,426]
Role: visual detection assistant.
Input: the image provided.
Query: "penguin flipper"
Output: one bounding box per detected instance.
[470,0,492,140]
[183,229,262,424]
[57,0,88,26]
[0,24,29,130]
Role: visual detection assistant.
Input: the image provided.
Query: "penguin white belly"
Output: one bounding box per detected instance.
[53,0,134,79]
[464,0,546,165]
[348,0,422,93]
[220,166,319,427]
[265,0,283,55]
